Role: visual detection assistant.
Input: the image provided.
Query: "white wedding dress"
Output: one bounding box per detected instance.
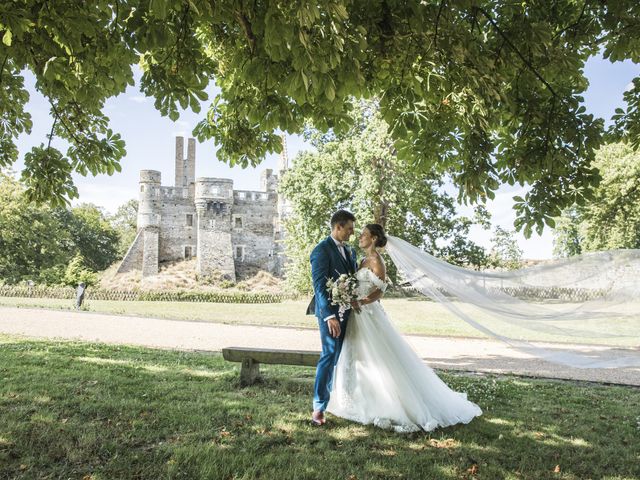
[327,267,482,433]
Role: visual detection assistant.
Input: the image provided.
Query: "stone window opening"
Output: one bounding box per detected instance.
[207,201,225,214]
[186,214,193,227]
[140,185,144,192]
[235,245,245,261]
[184,246,193,259]
[234,216,243,230]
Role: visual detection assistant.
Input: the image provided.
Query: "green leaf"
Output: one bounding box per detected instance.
[149,0,169,19]
[2,29,12,46]
[325,83,335,101]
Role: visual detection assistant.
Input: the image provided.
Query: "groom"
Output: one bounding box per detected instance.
[309,210,357,426]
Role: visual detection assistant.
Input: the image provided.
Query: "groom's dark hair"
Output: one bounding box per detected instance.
[330,209,356,228]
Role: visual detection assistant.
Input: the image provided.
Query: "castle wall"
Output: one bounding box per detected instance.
[142,227,159,276]
[196,178,236,280]
[116,229,144,274]
[156,187,197,262]
[231,191,278,277]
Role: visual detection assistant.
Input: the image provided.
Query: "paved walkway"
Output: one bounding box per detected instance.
[1,307,638,386]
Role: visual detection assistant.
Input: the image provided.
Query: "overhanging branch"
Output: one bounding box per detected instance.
[235,10,256,54]
[475,7,559,99]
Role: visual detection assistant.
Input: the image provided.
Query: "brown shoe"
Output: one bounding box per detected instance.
[311,410,325,426]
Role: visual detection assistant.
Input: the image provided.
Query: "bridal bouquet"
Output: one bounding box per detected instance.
[326,272,359,321]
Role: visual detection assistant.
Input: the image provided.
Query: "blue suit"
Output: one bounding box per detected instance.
[310,235,357,412]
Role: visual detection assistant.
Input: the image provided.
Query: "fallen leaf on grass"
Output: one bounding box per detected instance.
[428,438,459,449]
[554,465,561,473]
[468,464,479,475]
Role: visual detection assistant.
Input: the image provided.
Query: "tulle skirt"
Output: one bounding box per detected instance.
[327,301,482,433]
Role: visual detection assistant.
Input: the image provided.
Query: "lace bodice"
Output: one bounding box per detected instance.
[355,268,387,299]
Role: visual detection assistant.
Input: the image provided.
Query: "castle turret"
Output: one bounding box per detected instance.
[278,132,289,174]
[174,136,196,197]
[195,178,236,281]
[273,135,291,276]
[260,169,277,193]
[138,170,161,277]
[174,137,184,189]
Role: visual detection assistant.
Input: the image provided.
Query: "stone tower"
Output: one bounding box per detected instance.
[137,170,162,277]
[260,169,277,193]
[195,178,236,280]
[273,134,291,276]
[174,137,196,196]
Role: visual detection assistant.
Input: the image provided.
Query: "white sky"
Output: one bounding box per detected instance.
[12,55,638,259]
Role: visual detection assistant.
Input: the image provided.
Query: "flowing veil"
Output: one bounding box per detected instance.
[385,236,640,369]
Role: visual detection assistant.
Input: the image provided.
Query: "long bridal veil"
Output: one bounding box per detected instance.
[385,236,640,369]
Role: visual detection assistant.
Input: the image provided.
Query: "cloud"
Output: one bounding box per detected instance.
[129,95,147,103]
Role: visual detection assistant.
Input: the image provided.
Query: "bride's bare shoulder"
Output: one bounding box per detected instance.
[368,254,387,281]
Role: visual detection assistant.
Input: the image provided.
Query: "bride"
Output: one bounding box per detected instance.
[327,224,482,433]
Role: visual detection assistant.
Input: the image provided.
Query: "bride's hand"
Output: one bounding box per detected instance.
[351,300,362,312]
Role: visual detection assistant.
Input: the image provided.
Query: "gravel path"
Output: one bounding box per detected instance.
[1,307,638,386]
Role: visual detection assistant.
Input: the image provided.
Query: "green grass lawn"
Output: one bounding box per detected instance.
[1,336,639,479]
[2,296,638,346]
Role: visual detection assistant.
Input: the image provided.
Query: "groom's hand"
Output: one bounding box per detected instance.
[327,318,341,338]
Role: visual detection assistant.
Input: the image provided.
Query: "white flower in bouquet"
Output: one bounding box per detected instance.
[326,272,359,321]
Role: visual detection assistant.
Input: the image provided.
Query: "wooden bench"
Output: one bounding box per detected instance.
[222,347,320,386]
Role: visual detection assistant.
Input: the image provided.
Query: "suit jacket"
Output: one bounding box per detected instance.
[307,235,358,319]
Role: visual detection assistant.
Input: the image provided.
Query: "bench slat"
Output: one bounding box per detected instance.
[222,347,320,367]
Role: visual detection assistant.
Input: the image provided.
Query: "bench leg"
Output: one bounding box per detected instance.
[240,358,261,386]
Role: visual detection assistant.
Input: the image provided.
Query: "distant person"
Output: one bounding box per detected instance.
[75,282,86,310]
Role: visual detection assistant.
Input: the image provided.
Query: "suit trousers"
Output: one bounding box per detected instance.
[313,313,349,412]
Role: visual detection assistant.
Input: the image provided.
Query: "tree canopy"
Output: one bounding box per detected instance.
[2,1,640,234]
[0,173,121,284]
[108,198,139,256]
[279,102,488,292]
[553,142,640,256]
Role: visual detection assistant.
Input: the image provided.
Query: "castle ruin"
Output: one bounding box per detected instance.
[117,137,289,281]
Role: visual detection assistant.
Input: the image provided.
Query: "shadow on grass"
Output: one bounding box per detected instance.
[0,339,639,479]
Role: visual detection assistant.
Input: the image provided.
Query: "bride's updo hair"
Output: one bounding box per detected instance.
[366,223,388,248]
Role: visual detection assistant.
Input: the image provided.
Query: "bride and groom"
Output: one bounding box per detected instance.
[309,210,482,432]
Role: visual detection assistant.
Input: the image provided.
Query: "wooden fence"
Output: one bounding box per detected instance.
[0,286,289,304]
